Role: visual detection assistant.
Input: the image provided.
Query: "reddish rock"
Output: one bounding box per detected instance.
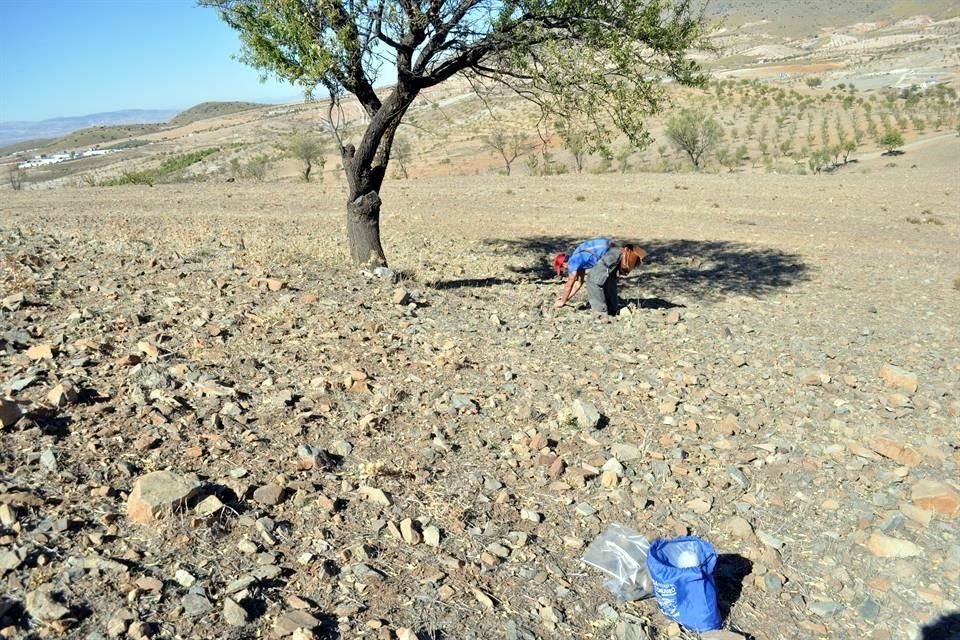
[911,479,960,517]
[253,484,285,506]
[879,364,918,393]
[869,437,922,467]
[126,471,202,524]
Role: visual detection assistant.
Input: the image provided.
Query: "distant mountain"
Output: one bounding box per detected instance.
[0,109,179,147]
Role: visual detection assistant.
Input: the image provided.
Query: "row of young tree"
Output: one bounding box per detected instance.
[396,71,959,178]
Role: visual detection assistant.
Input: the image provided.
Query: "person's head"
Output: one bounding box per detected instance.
[553,252,568,276]
[619,244,647,274]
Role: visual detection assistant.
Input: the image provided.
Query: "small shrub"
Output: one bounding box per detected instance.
[575,195,586,201]
[243,154,271,181]
[9,165,25,191]
[906,213,944,225]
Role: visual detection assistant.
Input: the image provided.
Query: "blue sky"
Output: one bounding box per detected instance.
[1,0,300,122]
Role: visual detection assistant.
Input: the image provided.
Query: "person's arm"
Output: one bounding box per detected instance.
[555,271,584,307]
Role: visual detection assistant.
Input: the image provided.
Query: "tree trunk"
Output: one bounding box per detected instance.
[346,190,386,266]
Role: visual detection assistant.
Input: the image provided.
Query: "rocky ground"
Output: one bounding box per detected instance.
[1,143,959,640]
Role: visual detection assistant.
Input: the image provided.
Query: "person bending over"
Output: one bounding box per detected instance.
[555,238,645,315]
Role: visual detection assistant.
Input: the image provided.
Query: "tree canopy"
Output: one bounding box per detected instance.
[202,0,711,265]
[665,107,723,169]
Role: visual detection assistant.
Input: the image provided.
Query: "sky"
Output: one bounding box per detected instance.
[0,0,301,122]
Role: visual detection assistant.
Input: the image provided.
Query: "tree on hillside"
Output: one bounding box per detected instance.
[560,126,588,174]
[288,132,326,182]
[202,0,708,266]
[665,108,723,169]
[482,128,528,176]
[878,128,905,154]
[614,142,636,173]
[392,137,412,179]
[9,165,25,191]
[840,140,856,164]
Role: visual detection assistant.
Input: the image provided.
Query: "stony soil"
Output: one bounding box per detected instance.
[1,141,959,640]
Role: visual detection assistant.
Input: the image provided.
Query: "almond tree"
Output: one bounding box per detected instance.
[482,127,528,176]
[665,107,723,169]
[202,0,708,266]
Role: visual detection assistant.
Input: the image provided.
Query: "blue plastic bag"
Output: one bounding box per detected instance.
[646,536,721,632]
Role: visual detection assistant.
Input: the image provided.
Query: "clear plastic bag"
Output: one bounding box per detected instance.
[582,523,653,602]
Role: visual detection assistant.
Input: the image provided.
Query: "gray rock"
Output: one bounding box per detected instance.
[225,576,256,595]
[757,530,785,550]
[223,597,248,627]
[251,564,283,581]
[504,619,536,640]
[808,600,844,617]
[945,544,960,569]
[25,585,70,622]
[451,394,475,411]
[575,503,597,517]
[572,399,601,428]
[423,525,441,548]
[6,376,38,393]
[598,603,620,622]
[174,569,196,588]
[0,547,25,572]
[65,555,128,573]
[651,461,671,481]
[610,443,643,461]
[858,598,880,621]
[181,593,213,618]
[726,465,750,489]
[275,610,321,636]
[764,573,783,594]
[602,458,625,476]
[39,449,58,472]
[615,614,652,640]
[330,440,353,456]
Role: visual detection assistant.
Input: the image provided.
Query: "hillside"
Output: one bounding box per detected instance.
[0,138,56,156]
[707,0,960,30]
[0,109,176,148]
[169,101,267,127]
[2,7,958,191]
[44,124,168,152]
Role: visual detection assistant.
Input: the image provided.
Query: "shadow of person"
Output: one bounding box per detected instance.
[633,296,685,310]
[922,612,960,640]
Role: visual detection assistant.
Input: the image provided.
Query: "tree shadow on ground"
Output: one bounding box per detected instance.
[433,236,810,301]
[922,612,960,640]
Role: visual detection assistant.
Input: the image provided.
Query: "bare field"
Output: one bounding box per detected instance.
[1,135,959,640]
